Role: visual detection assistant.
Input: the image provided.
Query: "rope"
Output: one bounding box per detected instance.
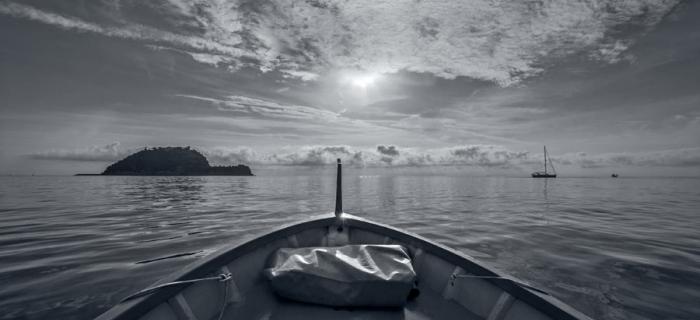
[217,275,229,320]
[120,273,232,303]
[451,274,550,296]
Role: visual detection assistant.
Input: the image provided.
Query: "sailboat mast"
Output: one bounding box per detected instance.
[544,146,547,174]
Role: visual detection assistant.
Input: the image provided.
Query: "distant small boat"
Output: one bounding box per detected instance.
[611,174,619,178]
[97,160,591,320]
[532,146,557,178]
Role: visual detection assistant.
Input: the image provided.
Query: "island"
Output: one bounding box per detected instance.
[90,146,253,176]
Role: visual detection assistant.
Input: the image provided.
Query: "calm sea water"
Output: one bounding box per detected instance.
[1,171,699,319]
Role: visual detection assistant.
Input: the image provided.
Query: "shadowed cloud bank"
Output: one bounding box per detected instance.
[27,143,700,170]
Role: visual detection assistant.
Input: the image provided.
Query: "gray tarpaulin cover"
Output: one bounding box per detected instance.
[265,244,417,307]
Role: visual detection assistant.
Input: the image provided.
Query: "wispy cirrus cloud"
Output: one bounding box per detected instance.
[0,2,250,65]
[175,94,339,121]
[0,0,680,85]
[0,1,103,32]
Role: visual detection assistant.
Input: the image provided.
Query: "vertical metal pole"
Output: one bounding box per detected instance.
[335,159,342,217]
[544,146,547,175]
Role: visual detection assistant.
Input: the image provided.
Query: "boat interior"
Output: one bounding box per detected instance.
[101,214,588,320]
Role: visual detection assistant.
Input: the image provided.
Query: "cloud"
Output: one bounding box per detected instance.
[556,148,700,168]
[377,145,399,164]
[26,143,700,170]
[175,94,339,121]
[204,145,700,169]
[202,147,257,166]
[27,142,126,162]
[0,2,251,64]
[590,40,634,64]
[266,146,367,166]
[448,145,530,167]
[0,2,104,33]
[280,69,321,81]
[377,145,399,156]
[203,144,532,167]
[0,0,680,86]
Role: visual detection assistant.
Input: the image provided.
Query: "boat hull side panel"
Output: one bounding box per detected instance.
[180,280,223,320]
[504,300,553,320]
[139,304,178,320]
[443,268,504,319]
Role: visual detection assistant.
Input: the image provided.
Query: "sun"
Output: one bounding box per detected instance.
[350,74,379,88]
[341,71,382,89]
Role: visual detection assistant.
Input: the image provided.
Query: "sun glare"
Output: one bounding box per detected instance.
[342,71,381,89]
[350,74,378,88]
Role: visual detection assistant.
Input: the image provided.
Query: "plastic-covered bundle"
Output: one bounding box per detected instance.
[265,244,417,307]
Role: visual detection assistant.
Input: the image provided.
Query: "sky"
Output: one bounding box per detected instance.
[1,0,699,176]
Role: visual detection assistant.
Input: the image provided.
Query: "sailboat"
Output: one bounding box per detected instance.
[532,146,557,178]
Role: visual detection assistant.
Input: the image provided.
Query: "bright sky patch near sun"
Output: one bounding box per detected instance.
[348,73,380,89]
[1,0,699,176]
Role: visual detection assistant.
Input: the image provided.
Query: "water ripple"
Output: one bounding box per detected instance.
[0,175,699,319]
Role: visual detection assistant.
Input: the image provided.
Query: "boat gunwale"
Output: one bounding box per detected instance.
[96,214,336,320]
[96,213,591,320]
